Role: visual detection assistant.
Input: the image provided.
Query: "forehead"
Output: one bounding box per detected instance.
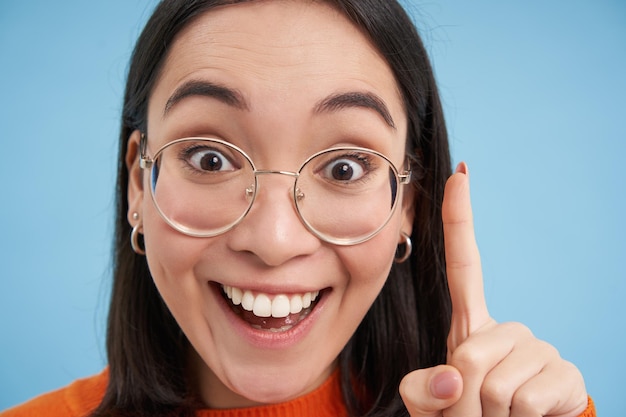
[148,0,406,140]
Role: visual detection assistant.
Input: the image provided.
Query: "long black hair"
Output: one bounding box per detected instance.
[93,1,451,416]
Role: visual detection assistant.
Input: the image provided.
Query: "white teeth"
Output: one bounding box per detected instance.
[289,295,303,314]
[271,295,291,318]
[302,292,312,308]
[252,293,272,317]
[241,290,254,311]
[231,287,242,305]
[222,285,321,318]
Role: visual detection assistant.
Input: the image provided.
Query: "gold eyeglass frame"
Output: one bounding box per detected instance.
[139,135,412,246]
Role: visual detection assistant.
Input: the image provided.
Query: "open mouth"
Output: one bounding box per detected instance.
[220,284,324,332]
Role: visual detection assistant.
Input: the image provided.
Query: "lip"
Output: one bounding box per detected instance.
[209,282,329,349]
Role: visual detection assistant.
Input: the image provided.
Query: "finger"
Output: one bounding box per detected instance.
[443,162,490,349]
[465,323,545,417]
[510,361,588,417]
[446,321,525,417]
[399,365,463,417]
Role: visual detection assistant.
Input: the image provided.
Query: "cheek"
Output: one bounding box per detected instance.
[143,206,185,274]
[141,200,209,298]
[338,219,400,290]
[140,206,222,345]
[329,225,398,343]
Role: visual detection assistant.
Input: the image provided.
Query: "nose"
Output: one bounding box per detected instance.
[226,172,321,267]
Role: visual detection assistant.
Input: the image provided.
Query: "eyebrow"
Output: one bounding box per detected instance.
[164,80,396,130]
[313,91,396,130]
[164,80,249,115]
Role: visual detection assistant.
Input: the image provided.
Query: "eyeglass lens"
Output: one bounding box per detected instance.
[148,138,402,244]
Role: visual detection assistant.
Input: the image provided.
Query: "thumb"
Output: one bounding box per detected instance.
[399,365,463,417]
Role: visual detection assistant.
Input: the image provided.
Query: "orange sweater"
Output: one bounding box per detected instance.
[1,369,595,417]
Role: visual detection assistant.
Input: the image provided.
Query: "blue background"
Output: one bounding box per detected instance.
[1,1,624,415]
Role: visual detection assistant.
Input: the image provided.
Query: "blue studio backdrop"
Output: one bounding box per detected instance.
[1,1,624,415]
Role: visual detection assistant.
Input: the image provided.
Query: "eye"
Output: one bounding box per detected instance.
[186,147,237,173]
[320,155,367,182]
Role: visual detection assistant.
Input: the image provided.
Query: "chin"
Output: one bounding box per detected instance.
[223,362,333,406]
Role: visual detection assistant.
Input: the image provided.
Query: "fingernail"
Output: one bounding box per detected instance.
[430,371,460,399]
[455,161,468,176]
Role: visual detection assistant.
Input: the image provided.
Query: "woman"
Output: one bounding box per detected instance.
[2,1,594,416]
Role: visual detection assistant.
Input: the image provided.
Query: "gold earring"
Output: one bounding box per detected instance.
[130,214,145,255]
[394,232,412,263]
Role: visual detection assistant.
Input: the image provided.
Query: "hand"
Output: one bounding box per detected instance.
[399,163,588,417]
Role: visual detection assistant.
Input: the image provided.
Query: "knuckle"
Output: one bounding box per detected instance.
[511,388,543,414]
[480,376,513,409]
[561,360,587,391]
[450,343,485,373]
[501,322,561,358]
[563,359,583,377]
[534,338,561,359]
[501,321,532,337]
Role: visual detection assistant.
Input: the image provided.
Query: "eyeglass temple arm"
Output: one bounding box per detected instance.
[399,170,412,185]
[139,133,152,169]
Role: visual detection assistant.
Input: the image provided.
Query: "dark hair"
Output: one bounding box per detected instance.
[94,0,451,416]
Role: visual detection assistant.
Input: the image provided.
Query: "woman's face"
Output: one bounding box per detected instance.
[127,0,412,408]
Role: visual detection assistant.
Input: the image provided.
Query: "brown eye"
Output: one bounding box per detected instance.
[321,156,367,182]
[188,148,236,172]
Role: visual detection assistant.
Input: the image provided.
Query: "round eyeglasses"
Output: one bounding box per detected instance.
[140,136,411,245]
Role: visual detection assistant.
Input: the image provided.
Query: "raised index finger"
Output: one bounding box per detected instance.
[443,163,490,350]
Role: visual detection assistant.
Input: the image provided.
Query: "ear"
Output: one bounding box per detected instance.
[126,130,144,226]
[400,184,416,240]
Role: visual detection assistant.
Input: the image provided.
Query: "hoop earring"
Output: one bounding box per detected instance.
[131,223,146,255]
[394,232,412,263]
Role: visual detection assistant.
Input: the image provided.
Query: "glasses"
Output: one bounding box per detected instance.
[140,136,411,246]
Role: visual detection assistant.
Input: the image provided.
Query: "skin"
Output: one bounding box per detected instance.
[127,0,412,408]
[399,165,589,417]
[126,1,589,415]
